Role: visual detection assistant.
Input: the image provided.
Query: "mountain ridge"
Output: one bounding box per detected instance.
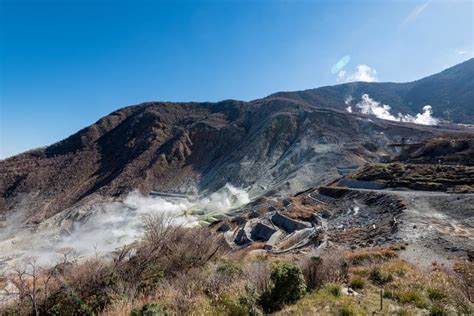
[1,59,474,222]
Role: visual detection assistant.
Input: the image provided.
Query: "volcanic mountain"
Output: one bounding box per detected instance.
[1,59,473,222]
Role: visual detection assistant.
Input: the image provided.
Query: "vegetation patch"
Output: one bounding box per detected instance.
[346,248,398,265]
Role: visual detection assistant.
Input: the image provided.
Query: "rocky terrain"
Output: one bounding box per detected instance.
[1,60,474,225]
[0,59,473,315]
[214,180,473,265]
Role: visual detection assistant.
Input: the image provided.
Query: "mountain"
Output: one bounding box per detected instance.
[270,58,474,123]
[1,60,473,222]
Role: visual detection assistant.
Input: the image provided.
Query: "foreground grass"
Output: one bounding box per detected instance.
[1,218,472,316]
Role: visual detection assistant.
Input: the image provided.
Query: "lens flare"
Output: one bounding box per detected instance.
[331,55,350,74]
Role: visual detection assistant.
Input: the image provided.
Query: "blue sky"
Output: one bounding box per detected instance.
[0,0,473,158]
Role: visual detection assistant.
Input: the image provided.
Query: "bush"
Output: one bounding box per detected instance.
[339,302,358,316]
[259,262,306,312]
[349,277,365,290]
[237,285,260,316]
[347,249,398,265]
[130,302,169,316]
[369,267,393,285]
[324,283,342,297]
[383,289,395,299]
[397,290,427,308]
[429,304,448,316]
[299,252,348,291]
[217,260,243,277]
[427,287,446,301]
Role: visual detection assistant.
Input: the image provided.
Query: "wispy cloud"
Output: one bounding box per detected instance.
[399,2,430,29]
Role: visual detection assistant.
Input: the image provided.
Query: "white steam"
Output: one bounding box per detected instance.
[0,184,250,271]
[355,94,398,121]
[399,105,439,125]
[345,95,353,113]
[346,94,439,126]
[337,64,378,83]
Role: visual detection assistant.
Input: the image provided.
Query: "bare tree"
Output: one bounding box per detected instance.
[10,258,45,316]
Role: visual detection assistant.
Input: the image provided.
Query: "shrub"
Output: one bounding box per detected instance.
[395,308,412,316]
[130,302,169,316]
[237,285,260,316]
[324,283,342,297]
[429,304,448,316]
[217,260,243,277]
[397,290,427,308]
[349,277,365,290]
[218,295,248,316]
[259,262,306,312]
[383,289,395,299]
[243,259,272,294]
[299,252,348,291]
[369,267,393,285]
[338,302,359,316]
[452,261,474,304]
[347,249,398,265]
[427,287,446,301]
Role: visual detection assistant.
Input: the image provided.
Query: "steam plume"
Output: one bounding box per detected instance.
[0,184,250,270]
[347,94,439,125]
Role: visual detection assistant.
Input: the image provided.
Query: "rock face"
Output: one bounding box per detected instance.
[1,60,474,222]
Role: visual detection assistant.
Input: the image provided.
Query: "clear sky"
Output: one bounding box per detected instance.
[0,0,473,158]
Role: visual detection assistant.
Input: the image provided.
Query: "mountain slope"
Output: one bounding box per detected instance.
[269,58,474,123]
[1,60,474,222]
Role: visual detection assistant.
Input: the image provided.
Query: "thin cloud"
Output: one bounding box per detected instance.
[400,2,430,29]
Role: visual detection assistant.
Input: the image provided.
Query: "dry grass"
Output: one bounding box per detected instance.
[1,216,472,316]
[345,248,398,265]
